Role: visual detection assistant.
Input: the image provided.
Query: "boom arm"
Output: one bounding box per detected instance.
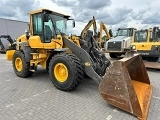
[80,16,97,40]
[99,22,110,42]
[98,22,110,48]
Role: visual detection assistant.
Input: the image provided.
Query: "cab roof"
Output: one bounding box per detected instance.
[28,9,70,18]
[135,29,151,32]
[118,28,137,30]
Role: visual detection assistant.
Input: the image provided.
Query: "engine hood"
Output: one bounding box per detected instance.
[107,36,131,42]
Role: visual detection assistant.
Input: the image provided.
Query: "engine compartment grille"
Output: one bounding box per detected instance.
[107,41,122,51]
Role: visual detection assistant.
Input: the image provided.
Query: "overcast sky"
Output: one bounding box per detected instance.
[0,0,160,35]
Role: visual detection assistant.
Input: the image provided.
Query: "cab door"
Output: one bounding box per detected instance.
[29,13,44,48]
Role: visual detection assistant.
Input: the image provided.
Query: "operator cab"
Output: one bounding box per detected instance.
[134,30,148,42]
[117,28,136,37]
[28,9,75,43]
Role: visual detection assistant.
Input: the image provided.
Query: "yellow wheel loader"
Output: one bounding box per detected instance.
[6,9,152,120]
[131,27,160,69]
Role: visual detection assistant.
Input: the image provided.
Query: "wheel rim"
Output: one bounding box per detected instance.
[54,63,68,82]
[15,57,23,71]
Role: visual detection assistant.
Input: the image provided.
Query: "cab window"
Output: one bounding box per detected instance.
[44,19,55,42]
[117,29,132,37]
[134,31,147,42]
[32,13,42,36]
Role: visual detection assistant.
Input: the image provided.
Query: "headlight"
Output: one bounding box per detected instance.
[8,43,11,47]
[132,46,136,50]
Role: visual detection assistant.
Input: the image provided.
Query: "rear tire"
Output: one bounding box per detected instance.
[109,53,117,58]
[12,51,33,77]
[49,52,84,91]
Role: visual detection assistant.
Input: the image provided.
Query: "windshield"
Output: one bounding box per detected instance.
[134,31,147,42]
[49,14,67,34]
[118,29,131,37]
[51,14,67,34]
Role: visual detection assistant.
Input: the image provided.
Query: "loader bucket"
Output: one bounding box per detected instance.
[99,54,152,120]
[144,61,160,69]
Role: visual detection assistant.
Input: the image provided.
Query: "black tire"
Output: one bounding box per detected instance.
[109,53,117,58]
[49,52,84,91]
[12,51,33,77]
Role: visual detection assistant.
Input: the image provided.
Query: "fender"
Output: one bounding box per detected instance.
[20,42,33,62]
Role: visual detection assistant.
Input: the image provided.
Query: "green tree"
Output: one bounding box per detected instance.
[102,35,109,41]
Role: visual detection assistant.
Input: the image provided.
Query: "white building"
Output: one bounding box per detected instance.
[0,18,28,39]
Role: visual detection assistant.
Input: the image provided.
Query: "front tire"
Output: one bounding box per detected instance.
[49,52,84,91]
[109,53,117,58]
[12,51,33,77]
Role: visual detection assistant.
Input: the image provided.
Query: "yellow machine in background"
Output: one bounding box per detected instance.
[80,16,110,49]
[99,21,111,49]
[131,27,160,69]
[6,9,152,120]
[80,16,97,40]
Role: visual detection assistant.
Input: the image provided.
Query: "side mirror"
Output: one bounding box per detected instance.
[43,13,49,22]
[130,30,133,36]
[116,31,118,36]
[109,29,113,37]
[72,20,75,28]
